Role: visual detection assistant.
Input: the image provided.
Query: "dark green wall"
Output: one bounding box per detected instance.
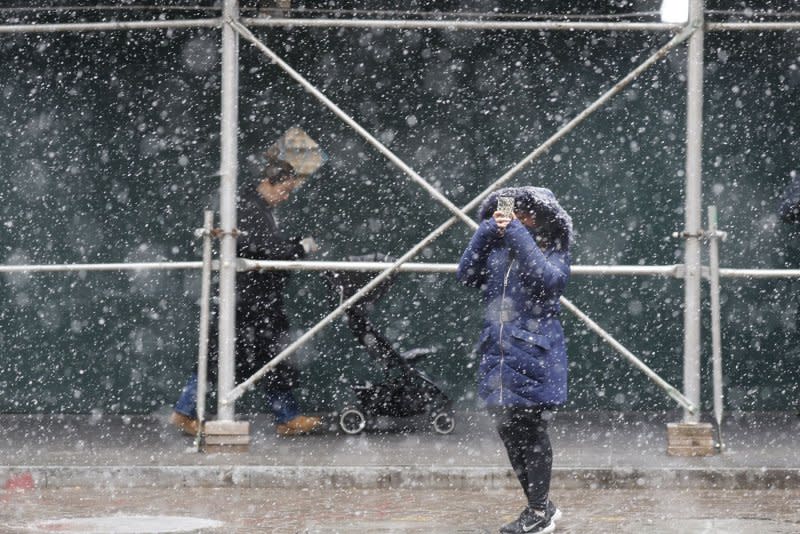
[1,18,799,414]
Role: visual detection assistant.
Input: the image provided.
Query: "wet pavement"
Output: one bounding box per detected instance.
[3,486,800,533]
[2,410,798,490]
[1,410,799,532]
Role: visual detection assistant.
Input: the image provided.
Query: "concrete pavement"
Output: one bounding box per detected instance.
[2,410,798,491]
[3,486,800,533]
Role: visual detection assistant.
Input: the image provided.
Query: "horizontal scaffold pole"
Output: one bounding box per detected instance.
[5,259,800,280]
[243,17,683,32]
[0,261,205,273]
[0,17,798,35]
[239,259,683,277]
[0,18,220,34]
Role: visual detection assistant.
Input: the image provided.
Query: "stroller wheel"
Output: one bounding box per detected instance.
[432,411,455,435]
[338,407,367,435]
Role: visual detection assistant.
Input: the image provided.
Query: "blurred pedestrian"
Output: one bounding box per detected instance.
[171,157,322,437]
[779,170,800,224]
[778,170,800,416]
[457,186,572,534]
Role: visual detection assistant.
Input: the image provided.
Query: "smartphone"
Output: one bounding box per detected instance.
[497,196,515,218]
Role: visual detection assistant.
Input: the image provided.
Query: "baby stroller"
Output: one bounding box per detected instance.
[323,254,456,435]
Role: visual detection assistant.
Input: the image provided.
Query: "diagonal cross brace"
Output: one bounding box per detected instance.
[223,18,698,414]
[229,18,474,229]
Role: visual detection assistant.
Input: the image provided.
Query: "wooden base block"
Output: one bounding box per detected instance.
[204,433,250,446]
[666,422,717,456]
[201,444,250,454]
[201,420,250,451]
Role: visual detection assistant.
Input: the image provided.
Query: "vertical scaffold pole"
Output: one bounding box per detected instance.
[217,0,239,421]
[683,0,705,424]
[708,206,725,449]
[194,210,214,451]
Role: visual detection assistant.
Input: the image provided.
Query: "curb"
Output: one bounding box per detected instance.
[3,466,798,491]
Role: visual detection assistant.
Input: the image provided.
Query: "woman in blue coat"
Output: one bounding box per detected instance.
[457,186,572,534]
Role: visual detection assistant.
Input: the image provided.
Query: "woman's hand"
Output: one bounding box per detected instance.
[493,210,515,236]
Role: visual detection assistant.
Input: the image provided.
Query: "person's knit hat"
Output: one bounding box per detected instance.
[265,126,328,178]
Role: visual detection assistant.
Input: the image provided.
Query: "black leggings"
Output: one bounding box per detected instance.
[493,407,553,511]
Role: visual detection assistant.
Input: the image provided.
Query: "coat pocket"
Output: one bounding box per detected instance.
[508,325,551,351]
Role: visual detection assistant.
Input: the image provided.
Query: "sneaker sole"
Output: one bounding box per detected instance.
[503,507,561,533]
[521,520,555,534]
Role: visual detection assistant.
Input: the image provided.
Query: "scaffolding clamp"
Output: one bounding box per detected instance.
[194,227,246,239]
[705,229,728,242]
[671,229,727,242]
[671,230,704,239]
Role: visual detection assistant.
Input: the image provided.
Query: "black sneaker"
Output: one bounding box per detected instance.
[499,505,556,534]
[499,510,525,534]
[500,501,561,534]
[547,500,562,522]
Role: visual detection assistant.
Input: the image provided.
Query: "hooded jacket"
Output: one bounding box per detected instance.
[457,187,572,408]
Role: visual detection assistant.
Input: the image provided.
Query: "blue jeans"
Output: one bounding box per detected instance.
[173,373,300,424]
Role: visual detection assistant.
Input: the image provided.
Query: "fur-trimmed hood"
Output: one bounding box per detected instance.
[478,186,573,251]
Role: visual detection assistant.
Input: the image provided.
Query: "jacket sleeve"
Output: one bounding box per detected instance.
[237,201,305,261]
[456,219,499,288]
[779,175,800,223]
[504,220,570,296]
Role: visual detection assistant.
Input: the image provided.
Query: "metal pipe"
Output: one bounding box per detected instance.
[216,0,239,422]
[2,17,798,36]
[193,210,214,452]
[0,261,204,273]
[228,19,475,229]
[0,5,218,14]
[0,19,220,34]
[223,24,695,406]
[7,259,800,279]
[239,259,460,274]
[571,265,682,277]
[242,17,682,32]
[682,0,704,424]
[560,297,697,414]
[0,259,677,276]
[707,206,725,447]
[707,22,800,31]
[240,258,683,277]
[0,17,798,36]
[718,268,800,279]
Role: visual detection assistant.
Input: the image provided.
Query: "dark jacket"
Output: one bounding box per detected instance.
[236,189,305,337]
[457,187,572,408]
[209,188,306,385]
[777,174,800,270]
[780,173,800,223]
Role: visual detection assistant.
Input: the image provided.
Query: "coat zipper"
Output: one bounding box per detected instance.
[498,257,514,404]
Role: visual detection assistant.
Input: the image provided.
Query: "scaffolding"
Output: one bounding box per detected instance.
[2,2,799,442]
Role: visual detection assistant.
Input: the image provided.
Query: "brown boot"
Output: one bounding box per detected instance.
[276,415,322,437]
[170,411,199,436]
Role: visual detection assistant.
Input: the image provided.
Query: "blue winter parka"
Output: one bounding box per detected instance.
[457,187,572,409]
